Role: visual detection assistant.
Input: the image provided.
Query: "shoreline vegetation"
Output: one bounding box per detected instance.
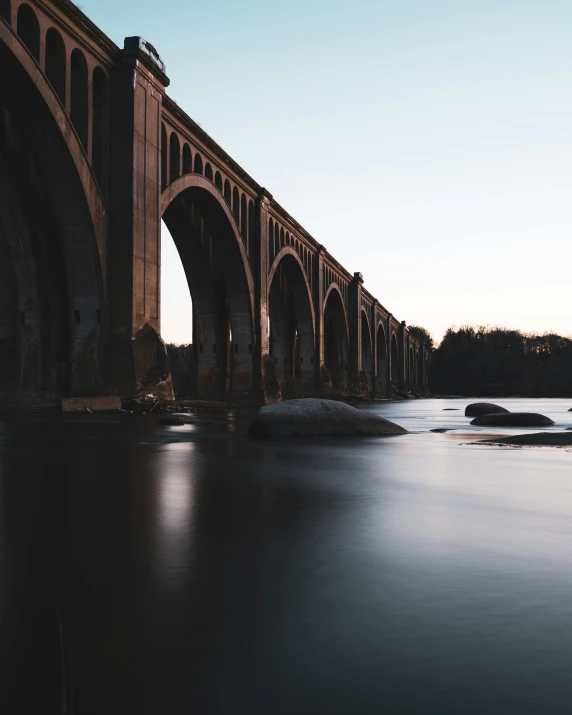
[431,326,572,398]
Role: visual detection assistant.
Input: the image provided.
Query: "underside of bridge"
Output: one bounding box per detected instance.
[267,253,314,395]
[376,324,388,395]
[162,184,254,399]
[0,38,103,404]
[361,312,373,391]
[391,333,400,385]
[323,288,348,389]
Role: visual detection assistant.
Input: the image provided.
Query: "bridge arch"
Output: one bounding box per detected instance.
[161,173,255,397]
[0,1,10,24]
[92,66,109,197]
[390,332,400,384]
[0,19,106,398]
[376,320,388,394]
[409,344,415,387]
[17,4,39,62]
[323,283,348,389]
[70,48,88,150]
[361,308,373,390]
[182,143,192,174]
[169,132,180,182]
[45,27,66,104]
[267,247,315,393]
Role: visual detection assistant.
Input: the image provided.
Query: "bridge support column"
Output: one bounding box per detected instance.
[422,342,430,393]
[371,300,379,397]
[386,315,393,397]
[254,189,271,400]
[398,321,407,392]
[106,41,173,397]
[348,272,363,392]
[314,246,325,389]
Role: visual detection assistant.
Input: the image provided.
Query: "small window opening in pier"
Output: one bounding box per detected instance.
[235,343,239,354]
[74,310,80,324]
[96,309,101,324]
[213,344,216,354]
[248,344,252,354]
[20,311,25,327]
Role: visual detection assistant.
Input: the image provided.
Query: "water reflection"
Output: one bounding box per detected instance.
[153,448,197,594]
[0,404,572,713]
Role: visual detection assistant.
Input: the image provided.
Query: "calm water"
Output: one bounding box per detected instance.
[1,398,572,714]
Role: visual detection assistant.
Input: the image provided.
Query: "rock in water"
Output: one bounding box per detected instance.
[465,402,509,417]
[247,398,407,439]
[477,432,572,447]
[159,413,194,425]
[470,412,554,427]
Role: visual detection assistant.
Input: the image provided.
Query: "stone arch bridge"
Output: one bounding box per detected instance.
[0,0,430,403]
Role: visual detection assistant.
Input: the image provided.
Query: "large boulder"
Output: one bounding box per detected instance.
[247,398,407,439]
[470,412,554,427]
[465,402,509,417]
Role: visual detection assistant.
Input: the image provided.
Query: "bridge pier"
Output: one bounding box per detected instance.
[253,190,271,399]
[106,38,173,397]
[348,272,362,392]
[313,246,325,387]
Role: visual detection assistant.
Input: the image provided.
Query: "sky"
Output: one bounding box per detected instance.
[78,0,572,345]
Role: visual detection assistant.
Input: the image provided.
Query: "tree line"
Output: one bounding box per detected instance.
[430,326,572,397]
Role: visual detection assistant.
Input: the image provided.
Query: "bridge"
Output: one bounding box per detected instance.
[0,0,431,404]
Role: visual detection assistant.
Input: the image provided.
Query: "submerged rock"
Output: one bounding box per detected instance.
[248,398,407,439]
[465,402,509,417]
[477,432,572,447]
[470,412,554,427]
[159,413,194,426]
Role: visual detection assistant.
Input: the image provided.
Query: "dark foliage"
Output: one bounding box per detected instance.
[432,326,572,397]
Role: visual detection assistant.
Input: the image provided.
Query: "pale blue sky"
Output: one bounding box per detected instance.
[79,0,572,344]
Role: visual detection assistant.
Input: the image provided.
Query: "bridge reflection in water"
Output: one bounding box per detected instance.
[2,406,572,714]
[0,0,430,405]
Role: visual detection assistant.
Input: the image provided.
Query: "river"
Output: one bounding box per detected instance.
[1,398,572,714]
